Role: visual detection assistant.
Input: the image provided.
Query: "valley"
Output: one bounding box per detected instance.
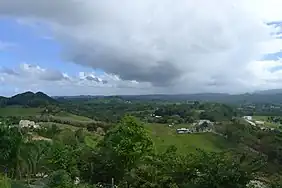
[2,91,282,187]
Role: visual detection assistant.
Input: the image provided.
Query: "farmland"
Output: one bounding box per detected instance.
[252,115,282,129]
[0,106,42,116]
[145,123,234,153]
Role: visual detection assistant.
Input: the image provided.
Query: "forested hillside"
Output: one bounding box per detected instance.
[0,91,58,107]
[106,92,282,104]
[2,92,282,187]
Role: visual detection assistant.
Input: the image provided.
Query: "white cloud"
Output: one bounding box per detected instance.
[246,60,282,88]
[1,0,282,94]
[0,63,152,96]
[0,41,16,51]
[0,76,4,82]
[241,0,282,22]
[19,63,69,81]
[0,67,19,76]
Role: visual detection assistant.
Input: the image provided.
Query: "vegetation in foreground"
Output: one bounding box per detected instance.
[1,116,277,188]
[2,91,282,187]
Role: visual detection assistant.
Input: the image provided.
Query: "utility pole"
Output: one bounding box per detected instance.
[111,177,115,188]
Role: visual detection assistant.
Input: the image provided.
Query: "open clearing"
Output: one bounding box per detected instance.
[252,116,268,121]
[0,107,42,116]
[0,107,93,121]
[145,123,235,153]
[38,122,81,131]
[55,111,93,122]
[252,115,281,129]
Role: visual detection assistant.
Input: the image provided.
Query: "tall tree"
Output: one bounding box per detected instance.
[0,126,25,179]
[81,116,154,184]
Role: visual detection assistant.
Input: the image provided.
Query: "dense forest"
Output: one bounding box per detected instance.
[0,92,57,107]
[2,92,282,187]
[57,91,282,104]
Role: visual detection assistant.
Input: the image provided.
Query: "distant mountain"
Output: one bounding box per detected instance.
[254,89,282,95]
[9,89,282,105]
[78,92,282,104]
[118,93,232,102]
[1,91,58,107]
[53,95,98,100]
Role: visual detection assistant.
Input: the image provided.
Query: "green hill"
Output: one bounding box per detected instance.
[0,96,7,107]
[1,91,58,107]
[145,123,235,153]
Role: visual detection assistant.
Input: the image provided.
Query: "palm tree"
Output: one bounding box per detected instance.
[0,125,27,179]
[0,122,54,188]
[15,138,52,187]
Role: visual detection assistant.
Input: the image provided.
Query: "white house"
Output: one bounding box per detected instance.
[151,114,162,118]
[19,120,40,129]
[243,116,252,121]
[255,121,264,125]
[176,128,191,134]
[198,120,214,126]
[168,123,175,127]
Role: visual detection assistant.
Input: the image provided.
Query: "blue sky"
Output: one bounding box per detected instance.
[0,18,94,75]
[1,0,282,96]
[0,18,116,96]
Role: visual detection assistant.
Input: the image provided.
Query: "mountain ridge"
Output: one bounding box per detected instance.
[253,89,282,95]
[3,89,282,105]
[54,91,282,104]
[0,91,58,107]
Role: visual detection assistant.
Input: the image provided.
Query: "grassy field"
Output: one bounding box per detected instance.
[0,106,93,121]
[172,123,193,129]
[252,116,268,121]
[38,122,81,131]
[0,107,42,116]
[55,111,93,122]
[145,123,234,153]
[41,122,233,153]
[252,116,281,129]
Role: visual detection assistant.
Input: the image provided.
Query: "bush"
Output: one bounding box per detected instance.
[0,175,11,188]
[46,170,73,188]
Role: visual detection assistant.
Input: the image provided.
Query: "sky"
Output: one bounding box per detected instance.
[1,0,282,96]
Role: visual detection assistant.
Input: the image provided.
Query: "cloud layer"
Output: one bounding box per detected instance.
[1,0,282,95]
[0,63,153,96]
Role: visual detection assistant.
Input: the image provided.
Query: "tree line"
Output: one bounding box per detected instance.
[1,116,282,187]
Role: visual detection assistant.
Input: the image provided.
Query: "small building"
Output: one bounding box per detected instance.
[19,120,40,129]
[176,128,191,134]
[243,116,252,121]
[255,121,264,125]
[168,123,175,127]
[198,120,214,126]
[151,114,162,118]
